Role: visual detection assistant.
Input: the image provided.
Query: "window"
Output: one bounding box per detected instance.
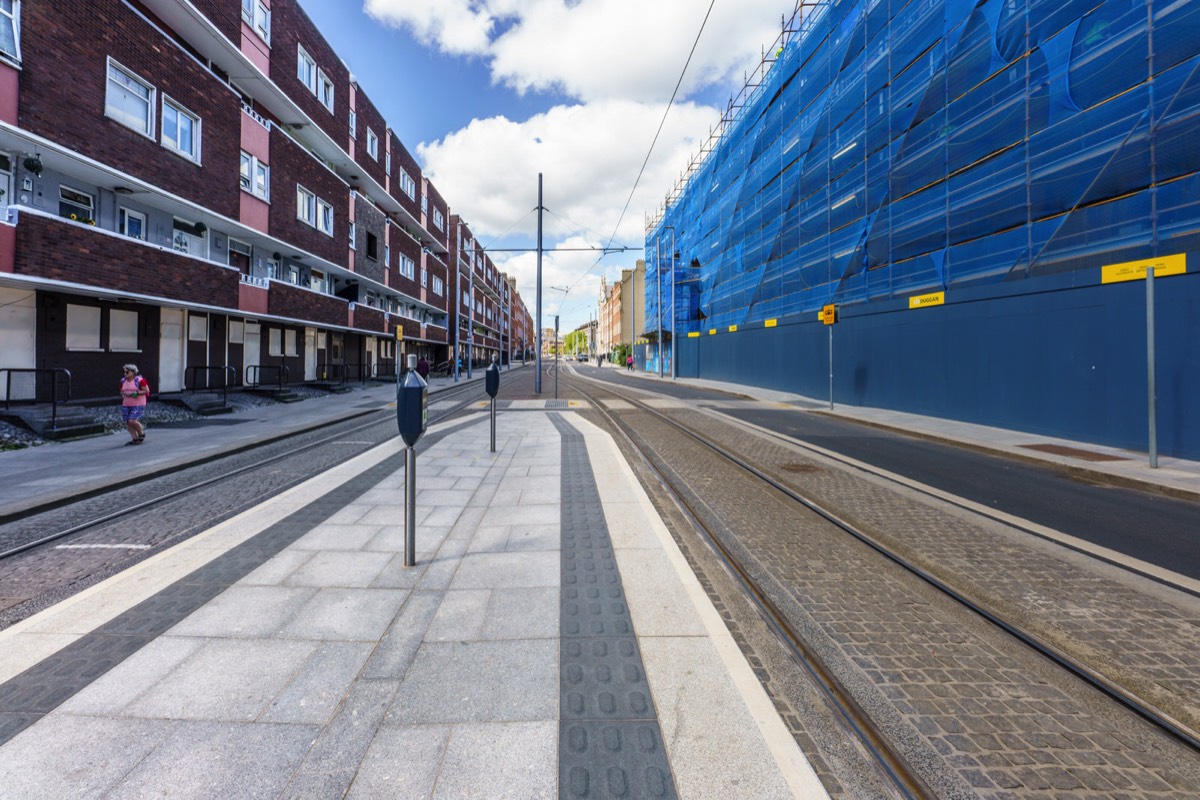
[317,198,333,235]
[297,46,316,93]
[349,110,356,137]
[365,232,378,260]
[66,304,101,350]
[432,208,444,231]
[385,151,391,174]
[119,207,146,240]
[59,187,94,223]
[269,327,282,356]
[400,254,415,280]
[367,128,378,159]
[106,60,154,137]
[296,185,315,225]
[240,151,269,200]
[241,0,269,43]
[172,218,206,255]
[309,269,327,293]
[0,0,20,63]
[432,275,444,296]
[317,69,334,112]
[384,244,390,265]
[188,314,207,342]
[421,194,428,214]
[420,267,427,288]
[162,98,200,162]
[285,329,298,356]
[228,238,251,273]
[110,309,139,352]
[348,221,356,249]
[399,169,416,200]
[229,319,245,344]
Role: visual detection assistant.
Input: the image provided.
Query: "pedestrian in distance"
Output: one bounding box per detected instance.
[626,355,634,371]
[416,356,429,380]
[120,364,150,445]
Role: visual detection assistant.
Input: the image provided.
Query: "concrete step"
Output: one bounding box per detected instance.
[180,394,234,416]
[1,406,107,440]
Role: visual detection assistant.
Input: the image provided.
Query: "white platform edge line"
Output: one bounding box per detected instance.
[0,417,475,674]
[561,413,829,800]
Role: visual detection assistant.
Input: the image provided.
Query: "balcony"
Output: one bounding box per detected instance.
[267,279,349,326]
[12,209,240,308]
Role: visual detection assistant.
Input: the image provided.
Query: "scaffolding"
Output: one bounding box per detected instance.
[647,0,1200,336]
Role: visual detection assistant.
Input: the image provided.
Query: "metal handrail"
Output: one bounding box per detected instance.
[245,364,289,390]
[1,367,72,431]
[184,366,236,405]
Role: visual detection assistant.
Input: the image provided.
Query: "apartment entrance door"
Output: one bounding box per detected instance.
[158,309,185,392]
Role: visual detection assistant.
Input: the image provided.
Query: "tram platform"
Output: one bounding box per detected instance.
[0,364,1197,798]
[0,369,826,799]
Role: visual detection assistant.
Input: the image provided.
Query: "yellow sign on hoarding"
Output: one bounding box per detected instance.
[709,328,717,335]
[1101,253,1186,284]
[688,331,700,338]
[909,292,945,309]
[821,304,838,325]
[395,325,403,341]
[728,324,738,333]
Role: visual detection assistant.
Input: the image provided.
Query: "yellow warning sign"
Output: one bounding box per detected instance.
[821,304,838,325]
[1101,254,1186,284]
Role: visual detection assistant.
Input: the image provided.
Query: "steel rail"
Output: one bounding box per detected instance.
[0,378,500,562]
[569,377,934,800]
[572,374,1200,757]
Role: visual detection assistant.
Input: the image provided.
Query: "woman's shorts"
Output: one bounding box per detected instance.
[121,405,146,423]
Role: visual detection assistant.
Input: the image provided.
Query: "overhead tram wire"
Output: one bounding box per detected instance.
[603,0,718,254]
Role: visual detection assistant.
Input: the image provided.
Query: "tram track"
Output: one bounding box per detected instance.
[0,376,504,628]
[568,371,1200,797]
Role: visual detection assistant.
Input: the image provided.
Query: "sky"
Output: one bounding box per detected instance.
[296,0,798,334]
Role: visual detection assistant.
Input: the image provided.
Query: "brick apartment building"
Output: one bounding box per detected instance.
[0,0,530,401]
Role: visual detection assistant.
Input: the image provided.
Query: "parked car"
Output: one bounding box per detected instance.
[576,353,588,362]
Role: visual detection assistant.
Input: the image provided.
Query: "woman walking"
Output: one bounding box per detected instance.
[120,364,150,445]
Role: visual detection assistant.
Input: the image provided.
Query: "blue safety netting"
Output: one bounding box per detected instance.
[647,0,1200,334]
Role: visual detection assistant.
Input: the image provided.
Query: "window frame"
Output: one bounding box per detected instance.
[317,69,334,113]
[65,304,102,351]
[161,96,201,163]
[366,128,378,160]
[109,308,140,352]
[400,254,415,280]
[241,0,270,44]
[297,45,317,93]
[349,110,356,137]
[240,151,270,201]
[316,198,334,236]
[105,58,155,139]
[399,169,416,200]
[118,207,146,240]
[296,184,316,226]
[0,0,20,64]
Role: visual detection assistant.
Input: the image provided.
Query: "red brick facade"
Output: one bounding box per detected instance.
[268,280,348,326]
[15,213,240,308]
[268,126,348,267]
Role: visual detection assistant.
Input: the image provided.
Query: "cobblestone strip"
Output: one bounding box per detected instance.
[679,407,1200,738]
[0,427,463,746]
[620,405,1200,798]
[551,414,678,800]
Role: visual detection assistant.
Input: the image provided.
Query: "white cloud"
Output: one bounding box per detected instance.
[417,99,717,249]
[364,0,789,103]
[364,0,796,329]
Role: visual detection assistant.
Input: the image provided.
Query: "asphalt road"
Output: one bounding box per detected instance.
[587,367,1200,583]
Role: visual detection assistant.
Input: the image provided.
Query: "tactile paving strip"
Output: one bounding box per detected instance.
[551,414,678,799]
[0,426,459,746]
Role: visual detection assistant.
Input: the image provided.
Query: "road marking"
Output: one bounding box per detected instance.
[56,544,152,550]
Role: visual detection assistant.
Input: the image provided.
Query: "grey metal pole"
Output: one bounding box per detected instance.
[657,238,663,378]
[490,398,496,453]
[1147,267,1158,468]
[670,227,676,379]
[828,323,834,411]
[404,444,417,566]
[554,314,559,400]
[535,174,544,394]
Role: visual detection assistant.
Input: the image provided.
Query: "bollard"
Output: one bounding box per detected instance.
[485,355,500,453]
[396,353,428,566]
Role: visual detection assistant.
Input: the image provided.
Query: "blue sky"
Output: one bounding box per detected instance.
[296,0,796,333]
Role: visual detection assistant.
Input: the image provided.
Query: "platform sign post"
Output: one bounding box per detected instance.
[822,304,838,410]
[396,354,428,566]
[485,355,500,453]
